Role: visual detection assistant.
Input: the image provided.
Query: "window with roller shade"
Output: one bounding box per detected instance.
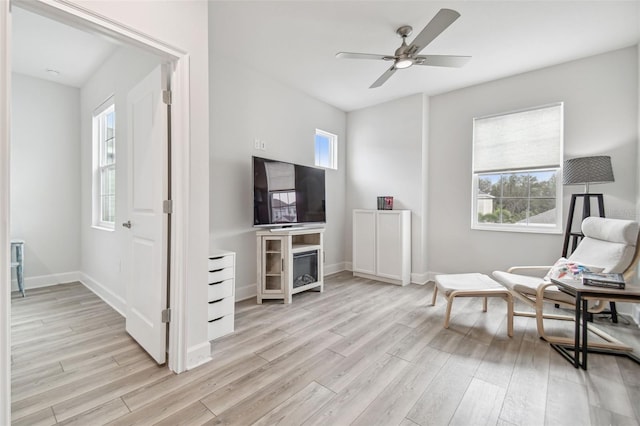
[471,103,563,233]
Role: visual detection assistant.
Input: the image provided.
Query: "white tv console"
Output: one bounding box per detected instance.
[256,227,324,304]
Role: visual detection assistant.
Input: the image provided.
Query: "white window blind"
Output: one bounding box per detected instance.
[473,103,563,173]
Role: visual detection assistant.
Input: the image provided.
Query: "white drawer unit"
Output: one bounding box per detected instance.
[208,278,233,301]
[207,249,236,341]
[207,296,234,320]
[208,314,234,341]
[208,255,234,271]
[208,267,234,283]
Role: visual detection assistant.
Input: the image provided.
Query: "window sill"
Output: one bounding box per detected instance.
[471,223,562,235]
[92,224,115,232]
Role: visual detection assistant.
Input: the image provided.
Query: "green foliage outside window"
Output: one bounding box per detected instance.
[477,171,556,225]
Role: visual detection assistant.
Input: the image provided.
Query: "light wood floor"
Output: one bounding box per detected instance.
[10,272,640,425]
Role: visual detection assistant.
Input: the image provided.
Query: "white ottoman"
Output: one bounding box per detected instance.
[433,273,513,337]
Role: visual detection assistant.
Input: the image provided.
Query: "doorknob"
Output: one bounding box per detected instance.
[122,220,132,229]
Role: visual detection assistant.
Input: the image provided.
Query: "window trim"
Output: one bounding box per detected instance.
[471,103,563,234]
[92,97,116,231]
[314,128,337,170]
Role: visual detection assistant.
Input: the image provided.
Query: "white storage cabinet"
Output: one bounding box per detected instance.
[207,249,235,341]
[352,209,411,286]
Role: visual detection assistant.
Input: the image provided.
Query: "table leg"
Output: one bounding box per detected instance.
[581,296,588,370]
[573,292,581,368]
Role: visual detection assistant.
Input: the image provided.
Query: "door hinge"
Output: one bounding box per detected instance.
[163,200,173,214]
[162,308,171,323]
[163,90,172,105]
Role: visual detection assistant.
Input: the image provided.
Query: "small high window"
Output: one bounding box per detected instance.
[314,129,337,170]
[93,98,116,230]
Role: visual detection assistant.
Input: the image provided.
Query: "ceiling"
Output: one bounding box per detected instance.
[10,1,640,111]
[11,6,118,88]
[210,1,640,111]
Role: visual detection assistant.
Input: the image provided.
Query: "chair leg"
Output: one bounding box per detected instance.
[444,296,453,329]
[505,294,514,337]
[482,297,488,312]
[432,285,438,306]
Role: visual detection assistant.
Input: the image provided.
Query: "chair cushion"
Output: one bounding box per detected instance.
[492,271,575,304]
[581,216,639,245]
[435,273,506,296]
[569,218,639,273]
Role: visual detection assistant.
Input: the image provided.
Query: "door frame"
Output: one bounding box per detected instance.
[0,0,192,422]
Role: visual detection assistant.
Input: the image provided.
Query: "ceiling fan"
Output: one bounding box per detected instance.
[336,9,471,88]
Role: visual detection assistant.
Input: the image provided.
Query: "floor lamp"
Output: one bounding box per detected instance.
[562,155,616,320]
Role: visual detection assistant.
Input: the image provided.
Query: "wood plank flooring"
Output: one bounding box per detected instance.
[11,272,640,425]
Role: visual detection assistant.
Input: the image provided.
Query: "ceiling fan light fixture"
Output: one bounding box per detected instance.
[395,58,413,69]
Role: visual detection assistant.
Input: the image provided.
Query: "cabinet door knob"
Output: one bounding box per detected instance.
[122,220,132,229]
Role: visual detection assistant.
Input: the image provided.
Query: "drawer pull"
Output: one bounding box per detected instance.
[208,316,224,323]
[208,298,224,304]
[209,268,224,273]
[209,280,224,286]
[210,256,224,260]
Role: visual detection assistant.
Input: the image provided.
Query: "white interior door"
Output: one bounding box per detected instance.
[125,65,168,364]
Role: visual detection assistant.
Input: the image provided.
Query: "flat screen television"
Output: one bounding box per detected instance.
[253,156,326,227]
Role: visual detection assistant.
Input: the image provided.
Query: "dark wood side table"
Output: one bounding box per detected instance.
[550,277,640,369]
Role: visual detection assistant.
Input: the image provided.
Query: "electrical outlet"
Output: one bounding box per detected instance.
[260,140,267,150]
[254,138,260,149]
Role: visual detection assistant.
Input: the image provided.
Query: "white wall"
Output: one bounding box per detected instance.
[428,47,638,276]
[10,73,81,289]
[346,94,428,282]
[208,50,347,300]
[80,46,160,313]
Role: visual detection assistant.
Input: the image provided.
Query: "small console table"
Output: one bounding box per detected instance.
[256,227,324,304]
[551,277,640,369]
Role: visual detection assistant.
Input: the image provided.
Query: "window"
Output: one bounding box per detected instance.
[314,129,337,169]
[471,103,563,233]
[93,99,116,229]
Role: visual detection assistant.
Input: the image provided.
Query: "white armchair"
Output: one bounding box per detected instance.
[492,217,640,349]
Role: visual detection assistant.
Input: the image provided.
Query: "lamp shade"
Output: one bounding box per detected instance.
[563,156,614,186]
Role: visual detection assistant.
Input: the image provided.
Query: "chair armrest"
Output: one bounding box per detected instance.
[507,266,551,278]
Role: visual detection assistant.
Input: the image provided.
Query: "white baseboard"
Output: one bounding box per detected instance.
[12,271,83,292]
[235,284,256,302]
[334,262,431,285]
[411,272,430,285]
[79,272,126,317]
[324,261,347,276]
[187,341,212,370]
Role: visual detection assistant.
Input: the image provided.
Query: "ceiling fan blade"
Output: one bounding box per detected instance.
[407,9,461,55]
[414,55,471,67]
[336,52,394,61]
[370,66,397,88]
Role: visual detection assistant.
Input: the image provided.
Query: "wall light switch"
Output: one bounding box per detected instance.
[260,140,267,150]
[254,138,260,149]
